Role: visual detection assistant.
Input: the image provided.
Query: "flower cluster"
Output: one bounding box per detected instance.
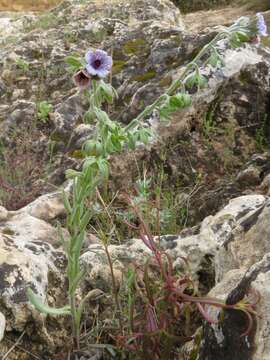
[73,49,113,90]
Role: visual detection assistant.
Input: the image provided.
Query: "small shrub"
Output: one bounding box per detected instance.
[15,57,29,73]
[37,101,53,123]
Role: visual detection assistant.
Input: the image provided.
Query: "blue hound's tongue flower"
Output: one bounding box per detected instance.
[85,49,113,78]
[73,69,91,90]
[256,13,268,37]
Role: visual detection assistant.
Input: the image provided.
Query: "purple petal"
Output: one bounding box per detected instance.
[85,49,113,78]
[256,13,268,37]
[86,63,98,76]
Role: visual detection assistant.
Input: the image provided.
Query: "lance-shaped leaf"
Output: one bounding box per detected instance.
[27,288,71,316]
[65,55,85,73]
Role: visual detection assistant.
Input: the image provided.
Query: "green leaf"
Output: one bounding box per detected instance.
[65,169,82,179]
[69,268,86,295]
[105,137,115,154]
[62,191,72,214]
[83,140,96,156]
[37,101,53,123]
[208,53,220,67]
[185,72,198,89]
[82,157,98,171]
[197,73,208,88]
[235,31,250,43]
[80,209,92,231]
[84,109,96,123]
[27,288,71,316]
[170,93,192,109]
[98,80,118,103]
[229,32,242,48]
[159,104,172,120]
[64,56,83,72]
[97,158,109,179]
[111,134,122,152]
[127,132,136,150]
[138,128,152,144]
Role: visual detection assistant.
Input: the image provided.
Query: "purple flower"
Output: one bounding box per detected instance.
[256,13,268,37]
[73,69,91,90]
[85,49,113,78]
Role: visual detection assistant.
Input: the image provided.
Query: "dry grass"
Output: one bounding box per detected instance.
[0,0,124,11]
[0,124,49,211]
[0,0,60,11]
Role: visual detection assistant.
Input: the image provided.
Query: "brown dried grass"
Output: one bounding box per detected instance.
[0,0,60,11]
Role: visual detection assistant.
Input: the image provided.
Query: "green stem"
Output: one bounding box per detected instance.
[69,293,80,349]
[66,80,109,350]
[104,243,124,333]
[125,26,239,132]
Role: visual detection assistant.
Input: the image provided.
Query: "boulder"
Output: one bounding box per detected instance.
[198,253,270,360]
[0,219,67,357]
[0,189,269,358]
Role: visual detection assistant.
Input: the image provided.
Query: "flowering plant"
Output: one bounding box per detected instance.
[28,13,267,351]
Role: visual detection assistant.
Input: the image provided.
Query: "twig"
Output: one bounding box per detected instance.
[3,331,26,360]
[104,243,124,333]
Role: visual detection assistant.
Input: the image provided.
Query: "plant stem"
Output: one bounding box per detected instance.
[124,28,235,132]
[104,243,124,333]
[69,294,80,350]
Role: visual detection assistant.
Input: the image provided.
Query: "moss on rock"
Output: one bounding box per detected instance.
[112,60,127,74]
[132,70,156,82]
[123,38,147,55]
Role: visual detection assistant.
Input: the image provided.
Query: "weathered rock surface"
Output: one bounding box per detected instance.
[197,254,270,360]
[177,196,270,360]
[20,181,72,221]
[0,190,270,358]
[0,216,67,357]
[81,195,270,360]
[0,312,5,343]
[80,194,267,289]
[108,44,270,224]
[0,0,269,226]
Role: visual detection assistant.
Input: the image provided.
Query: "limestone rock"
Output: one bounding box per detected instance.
[0,206,8,222]
[0,12,35,46]
[259,173,270,194]
[0,230,67,354]
[52,94,85,141]
[0,312,6,343]
[20,181,72,222]
[81,239,153,292]
[198,253,270,360]
[81,195,268,293]
[0,190,269,358]
[0,0,269,223]
[0,210,65,245]
[214,196,270,281]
